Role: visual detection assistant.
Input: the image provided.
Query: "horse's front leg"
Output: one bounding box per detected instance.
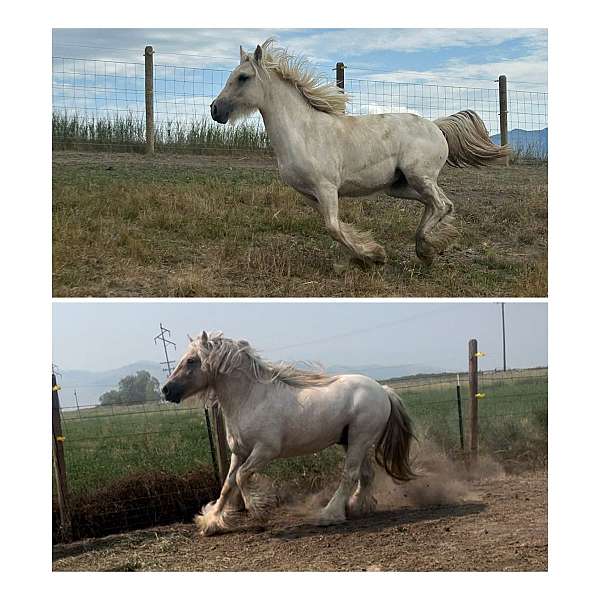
[235,444,278,519]
[195,453,243,536]
[316,184,386,264]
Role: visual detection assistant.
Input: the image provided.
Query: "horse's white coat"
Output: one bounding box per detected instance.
[162,332,414,536]
[210,40,508,265]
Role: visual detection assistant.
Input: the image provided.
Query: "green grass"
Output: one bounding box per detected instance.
[58,370,547,499]
[52,112,547,162]
[392,372,548,464]
[53,112,270,154]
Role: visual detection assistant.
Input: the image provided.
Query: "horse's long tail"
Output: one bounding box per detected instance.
[375,386,416,482]
[435,109,510,168]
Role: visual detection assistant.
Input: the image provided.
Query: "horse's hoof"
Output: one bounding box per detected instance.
[369,245,387,265]
[416,241,435,266]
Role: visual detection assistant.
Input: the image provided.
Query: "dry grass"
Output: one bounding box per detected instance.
[53,151,547,297]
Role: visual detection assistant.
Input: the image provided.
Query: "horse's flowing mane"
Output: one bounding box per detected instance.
[191,331,338,387]
[259,38,348,116]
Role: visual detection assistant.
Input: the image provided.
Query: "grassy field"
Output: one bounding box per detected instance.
[53,113,270,154]
[59,370,547,498]
[52,151,547,297]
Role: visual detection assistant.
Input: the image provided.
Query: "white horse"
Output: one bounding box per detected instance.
[210,39,509,265]
[161,331,415,536]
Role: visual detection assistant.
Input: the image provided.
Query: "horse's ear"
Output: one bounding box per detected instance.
[201,331,209,345]
[253,44,262,63]
[187,333,193,342]
[239,45,246,64]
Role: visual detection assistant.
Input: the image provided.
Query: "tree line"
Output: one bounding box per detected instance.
[99,370,161,406]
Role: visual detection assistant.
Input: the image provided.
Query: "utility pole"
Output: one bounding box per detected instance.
[501,303,507,371]
[154,323,176,376]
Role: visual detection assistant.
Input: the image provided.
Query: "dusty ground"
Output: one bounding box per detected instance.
[52,151,547,298]
[52,470,547,572]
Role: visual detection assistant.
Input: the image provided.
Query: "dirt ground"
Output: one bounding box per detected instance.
[52,470,547,572]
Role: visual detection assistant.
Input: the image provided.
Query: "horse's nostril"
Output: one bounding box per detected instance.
[161,385,170,397]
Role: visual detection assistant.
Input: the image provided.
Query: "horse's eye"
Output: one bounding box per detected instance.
[187,357,197,365]
[238,74,249,83]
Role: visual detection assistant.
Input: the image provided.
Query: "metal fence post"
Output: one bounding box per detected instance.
[468,339,479,468]
[498,74,509,165]
[144,45,155,155]
[52,373,72,541]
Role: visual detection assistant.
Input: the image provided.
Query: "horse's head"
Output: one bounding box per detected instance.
[210,43,266,124]
[161,331,212,404]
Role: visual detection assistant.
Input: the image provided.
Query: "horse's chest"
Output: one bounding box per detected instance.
[278,161,320,195]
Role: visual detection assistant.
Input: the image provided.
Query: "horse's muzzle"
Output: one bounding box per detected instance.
[210,100,229,124]
[161,382,182,404]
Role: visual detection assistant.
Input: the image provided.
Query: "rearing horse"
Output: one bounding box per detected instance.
[211,39,509,265]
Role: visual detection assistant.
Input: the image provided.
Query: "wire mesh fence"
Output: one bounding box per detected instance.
[52,366,547,543]
[388,368,547,460]
[52,55,548,157]
[52,398,219,542]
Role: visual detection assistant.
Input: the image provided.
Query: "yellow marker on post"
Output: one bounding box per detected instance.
[475,392,486,399]
[52,384,61,391]
[474,352,486,357]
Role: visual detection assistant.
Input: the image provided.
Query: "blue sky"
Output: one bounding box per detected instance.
[52,28,547,89]
[52,29,547,135]
[52,301,548,373]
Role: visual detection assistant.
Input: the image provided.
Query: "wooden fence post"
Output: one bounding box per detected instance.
[210,406,229,485]
[52,373,72,541]
[468,339,479,468]
[144,45,155,155]
[335,62,345,90]
[498,74,509,165]
[455,373,465,454]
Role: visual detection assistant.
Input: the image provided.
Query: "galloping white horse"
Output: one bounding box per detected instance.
[161,331,415,536]
[211,39,509,265]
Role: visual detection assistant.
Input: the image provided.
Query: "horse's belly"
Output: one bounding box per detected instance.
[339,163,397,197]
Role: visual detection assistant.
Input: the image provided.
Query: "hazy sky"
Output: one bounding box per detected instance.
[52,301,547,373]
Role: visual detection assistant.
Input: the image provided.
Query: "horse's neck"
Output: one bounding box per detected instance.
[259,78,319,159]
[212,371,256,422]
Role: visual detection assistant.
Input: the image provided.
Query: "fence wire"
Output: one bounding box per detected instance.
[53,367,547,542]
[52,56,548,157]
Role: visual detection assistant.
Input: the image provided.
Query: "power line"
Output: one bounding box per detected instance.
[154,323,176,376]
[264,305,461,354]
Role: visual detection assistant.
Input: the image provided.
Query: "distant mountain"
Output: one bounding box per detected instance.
[490,127,547,158]
[326,363,444,381]
[57,361,165,409]
[56,360,443,410]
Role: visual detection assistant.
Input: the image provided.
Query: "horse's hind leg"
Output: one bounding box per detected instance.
[316,184,387,265]
[317,441,370,525]
[406,174,456,265]
[348,455,377,516]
